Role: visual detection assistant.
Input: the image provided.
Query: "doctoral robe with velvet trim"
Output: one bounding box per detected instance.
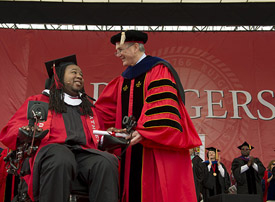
[95,56,202,202]
[201,161,230,202]
[0,93,102,201]
[231,156,265,197]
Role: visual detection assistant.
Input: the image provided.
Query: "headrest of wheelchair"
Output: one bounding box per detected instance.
[45,78,51,89]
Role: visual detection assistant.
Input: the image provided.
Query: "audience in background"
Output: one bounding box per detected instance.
[262,160,275,202]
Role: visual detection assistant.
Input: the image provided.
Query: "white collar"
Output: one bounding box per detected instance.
[64,93,82,106]
[42,89,82,106]
[136,53,146,65]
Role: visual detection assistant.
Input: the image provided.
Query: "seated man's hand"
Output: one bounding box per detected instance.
[107,127,127,134]
[17,125,48,146]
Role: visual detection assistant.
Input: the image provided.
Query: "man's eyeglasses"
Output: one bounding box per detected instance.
[114,43,134,56]
[241,148,250,151]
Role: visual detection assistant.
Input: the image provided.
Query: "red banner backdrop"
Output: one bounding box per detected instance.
[0,29,274,169]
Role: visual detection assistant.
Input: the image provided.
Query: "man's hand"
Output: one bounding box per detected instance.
[21,125,43,132]
[107,127,127,134]
[19,125,41,143]
[17,125,48,146]
[247,156,254,167]
[125,130,143,146]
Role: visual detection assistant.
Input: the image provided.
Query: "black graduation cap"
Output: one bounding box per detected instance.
[237,141,254,150]
[206,147,220,152]
[110,30,148,45]
[44,55,77,78]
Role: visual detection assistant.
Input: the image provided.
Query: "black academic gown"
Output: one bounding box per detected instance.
[192,155,205,202]
[201,161,230,202]
[231,156,265,197]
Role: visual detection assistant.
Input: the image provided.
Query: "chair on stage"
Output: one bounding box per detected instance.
[4,150,90,202]
[70,180,89,202]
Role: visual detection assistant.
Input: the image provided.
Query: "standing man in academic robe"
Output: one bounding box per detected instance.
[95,30,202,202]
[190,148,205,202]
[231,141,265,197]
[201,147,230,202]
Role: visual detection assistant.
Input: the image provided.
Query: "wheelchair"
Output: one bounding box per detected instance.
[3,79,129,202]
[4,140,89,202]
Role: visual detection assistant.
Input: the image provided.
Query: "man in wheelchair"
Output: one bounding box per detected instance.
[0,55,119,202]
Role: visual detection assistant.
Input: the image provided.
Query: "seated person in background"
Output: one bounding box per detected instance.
[201,147,230,202]
[231,141,265,197]
[262,160,275,202]
[0,55,119,202]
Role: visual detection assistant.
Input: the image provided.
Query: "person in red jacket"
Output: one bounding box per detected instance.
[95,30,202,202]
[0,55,119,202]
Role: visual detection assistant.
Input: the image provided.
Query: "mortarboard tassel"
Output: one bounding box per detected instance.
[52,63,63,90]
[120,31,126,45]
[249,144,251,150]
